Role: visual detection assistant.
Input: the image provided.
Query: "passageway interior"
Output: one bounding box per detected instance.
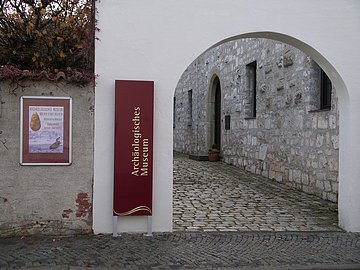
[173,152,340,232]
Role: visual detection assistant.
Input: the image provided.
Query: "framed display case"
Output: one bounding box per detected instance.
[20,96,72,165]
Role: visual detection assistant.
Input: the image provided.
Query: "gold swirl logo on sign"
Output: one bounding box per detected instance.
[113,206,152,216]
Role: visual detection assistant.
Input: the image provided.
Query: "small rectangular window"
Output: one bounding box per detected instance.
[187,90,192,126]
[225,115,230,130]
[173,97,176,128]
[245,61,256,118]
[320,70,332,109]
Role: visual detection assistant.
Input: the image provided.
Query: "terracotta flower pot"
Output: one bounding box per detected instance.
[208,152,219,162]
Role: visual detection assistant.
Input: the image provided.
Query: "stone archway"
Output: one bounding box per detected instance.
[172,37,341,232]
[94,1,360,233]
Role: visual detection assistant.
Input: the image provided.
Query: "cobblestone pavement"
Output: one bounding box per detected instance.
[0,232,360,269]
[173,152,340,232]
[0,155,357,270]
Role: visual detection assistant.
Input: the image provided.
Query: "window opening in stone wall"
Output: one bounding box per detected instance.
[225,115,230,130]
[309,62,334,112]
[245,61,256,118]
[320,69,332,109]
[173,97,176,128]
[188,90,193,126]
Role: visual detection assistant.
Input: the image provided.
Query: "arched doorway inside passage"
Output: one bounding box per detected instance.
[208,74,222,154]
[172,31,347,232]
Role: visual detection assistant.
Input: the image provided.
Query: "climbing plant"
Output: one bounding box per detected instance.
[0,0,95,85]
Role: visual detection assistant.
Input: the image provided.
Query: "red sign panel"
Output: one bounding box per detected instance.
[113,80,154,216]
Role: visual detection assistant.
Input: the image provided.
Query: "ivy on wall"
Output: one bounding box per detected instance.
[0,0,95,86]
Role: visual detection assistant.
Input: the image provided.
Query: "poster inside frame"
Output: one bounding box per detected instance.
[20,96,72,165]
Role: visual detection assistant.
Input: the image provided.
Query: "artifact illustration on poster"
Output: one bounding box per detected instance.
[28,106,64,154]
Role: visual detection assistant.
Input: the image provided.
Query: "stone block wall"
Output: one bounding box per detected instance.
[0,81,94,237]
[173,38,339,202]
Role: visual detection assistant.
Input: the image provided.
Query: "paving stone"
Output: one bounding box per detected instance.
[0,153,354,269]
[173,152,340,232]
[0,232,359,269]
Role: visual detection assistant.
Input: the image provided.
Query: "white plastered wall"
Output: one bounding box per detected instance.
[94,0,360,233]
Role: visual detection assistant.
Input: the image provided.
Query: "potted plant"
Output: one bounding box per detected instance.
[208,144,220,162]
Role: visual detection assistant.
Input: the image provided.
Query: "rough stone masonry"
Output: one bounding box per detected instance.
[173,38,339,202]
